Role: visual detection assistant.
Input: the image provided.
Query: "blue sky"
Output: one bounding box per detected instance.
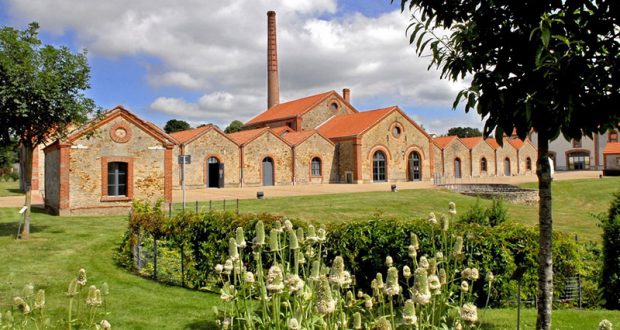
[0,0,483,134]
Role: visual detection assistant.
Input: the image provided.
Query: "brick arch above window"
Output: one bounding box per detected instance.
[367,144,392,161]
[101,156,133,202]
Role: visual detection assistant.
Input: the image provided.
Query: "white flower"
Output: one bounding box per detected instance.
[448,201,457,215]
[100,320,111,330]
[419,256,429,269]
[403,265,412,279]
[288,317,301,330]
[461,280,469,293]
[286,274,305,293]
[244,271,255,284]
[599,319,613,330]
[215,264,224,274]
[428,212,437,224]
[385,256,393,267]
[461,303,478,323]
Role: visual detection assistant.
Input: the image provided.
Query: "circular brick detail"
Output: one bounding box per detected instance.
[110,122,132,143]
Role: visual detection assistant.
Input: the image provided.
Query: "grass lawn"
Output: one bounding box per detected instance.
[188,177,620,242]
[0,180,22,197]
[1,177,619,328]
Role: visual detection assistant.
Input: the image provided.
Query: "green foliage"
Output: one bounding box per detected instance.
[0,22,96,148]
[0,139,18,176]
[458,197,507,227]
[117,203,591,308]
[163,119,191,134]
[602,191,620,310]
[446,126,482,138]
[224,120,244,133]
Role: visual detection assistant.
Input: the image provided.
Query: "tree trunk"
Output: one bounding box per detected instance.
[21,143,33,240]
[536,133,553,330]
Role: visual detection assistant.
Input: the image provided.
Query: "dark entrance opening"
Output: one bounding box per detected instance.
[207,157,224,188]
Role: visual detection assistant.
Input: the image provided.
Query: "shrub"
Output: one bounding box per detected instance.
[602,191,620,310]
[116,201,591,308]
[487,197,508,226]
[458,197,508,227]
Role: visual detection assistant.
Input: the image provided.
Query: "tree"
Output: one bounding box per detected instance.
[447,126,482,138]
[398,0,619,328]
[224,120,244,133]
[163,119,191,133]
[0,22,96,239]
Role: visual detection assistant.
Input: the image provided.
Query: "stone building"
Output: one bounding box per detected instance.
[39,11,537,215]
[603,142,620,175]
[44,106,176,215]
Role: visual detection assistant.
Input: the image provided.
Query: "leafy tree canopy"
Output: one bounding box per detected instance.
[0,22,96,148]
[447,126,482,138]
[224,120,244,133]
[163,119,191,133]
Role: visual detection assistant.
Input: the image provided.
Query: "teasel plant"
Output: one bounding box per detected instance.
[214,203,491,329]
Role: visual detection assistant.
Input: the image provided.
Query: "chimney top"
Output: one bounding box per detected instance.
[267,10,276,16]
[343,88,351,103]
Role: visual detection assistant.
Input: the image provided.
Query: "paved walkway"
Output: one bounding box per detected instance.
[0,171,604,208]
[174,170,603,202]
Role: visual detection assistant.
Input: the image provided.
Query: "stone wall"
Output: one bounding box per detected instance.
[68,117,167,210]
[360,111,431,183]
[496,139,518,176]
[242,132,292,186]
[44,147,60,211]
[441,183,539,204]
[471,141,496,177]
[517,142,537,175]
[336,139,355,183]
[440,139,471,179]
[293,133,336,184]
[605,154,620,171]
[301,95,355,130]
[173,129,241,189]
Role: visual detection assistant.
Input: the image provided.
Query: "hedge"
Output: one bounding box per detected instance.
[115,203,597,307]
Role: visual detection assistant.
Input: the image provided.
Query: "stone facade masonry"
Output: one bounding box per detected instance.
[496,139,518,176]
[300,96,355,130]
[173,129,241,189]
[360,111,431,183]
[470,141,497,177]
[439,139,471,179]
[517,142,537,175]
[241,132,292,186]
[293,133,337,184]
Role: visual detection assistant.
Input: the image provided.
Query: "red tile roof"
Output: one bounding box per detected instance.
[318,106,395,139]
[272,126,293,135]
[245,91,333,125]
[603,142,620,154]
[282,130,316,145]
[169,125,211,144]
[485,138,500,150]
[460,137,485,149]
[507,138,524,150]
[433,136,458,149]
[227,127,270,145]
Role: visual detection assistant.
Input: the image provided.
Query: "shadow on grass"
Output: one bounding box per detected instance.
[184,320,218,329]
[7,188,23,194]
[0,222,50,238]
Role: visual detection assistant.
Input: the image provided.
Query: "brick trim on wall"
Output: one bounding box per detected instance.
[109,121,132,143]
[308,155,324,180]
[59,144,70,210]
[164,147,172,203]
[101,156,134,202]
[404,146,425,181]
[31,146,39,191]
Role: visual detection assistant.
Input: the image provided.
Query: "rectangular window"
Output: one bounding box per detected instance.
[609,130,618,143]
[107,162,128,196]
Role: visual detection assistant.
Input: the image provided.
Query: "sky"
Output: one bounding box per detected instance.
[0,0,486,135]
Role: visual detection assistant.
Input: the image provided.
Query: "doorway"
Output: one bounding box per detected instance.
[262,157,274,186]
[207,157,224,188]
[504,158,511,176]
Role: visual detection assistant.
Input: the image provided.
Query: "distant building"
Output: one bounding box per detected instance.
[39,11,536,215]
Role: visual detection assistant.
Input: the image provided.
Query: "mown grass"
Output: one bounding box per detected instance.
[0,208,219,329]
[0,179,22,197]
[185,177,620,242]
[1,177,619,328]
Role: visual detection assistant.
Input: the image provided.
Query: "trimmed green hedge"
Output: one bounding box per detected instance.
[115,204,597,307]
[602,192,620,310]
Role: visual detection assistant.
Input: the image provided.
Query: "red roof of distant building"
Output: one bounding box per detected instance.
[485,138,500,150]
[507,138,525,150]
[433,136,459,149]
[460,137,484,149]
[603,142,620,154]
[318,106,395,139]
[272,126,292,135]
[245,91,333,125]
[227,127,270,145]
[169,125,211,144]
[282,130,317,145]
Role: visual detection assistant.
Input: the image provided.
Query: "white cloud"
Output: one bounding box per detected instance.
[6,0,473,128]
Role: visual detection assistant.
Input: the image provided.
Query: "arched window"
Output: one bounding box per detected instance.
[454,158,462,178]
[107,162,128,196]
[526,157,532,171]
[408,151,421,181]
[373,151,387,182]
[311,157,322,176]
[480,157,487,173]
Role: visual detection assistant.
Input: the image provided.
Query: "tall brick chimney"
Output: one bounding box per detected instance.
[343,88,351,103]
[267,11,280,109]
